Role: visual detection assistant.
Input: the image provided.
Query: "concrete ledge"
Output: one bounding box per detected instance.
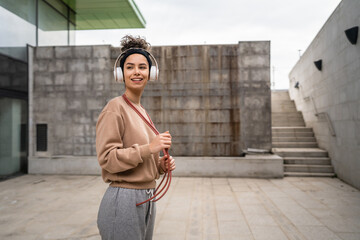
[28,156,100,175]
[29,154,283,178]
[173,154,283,178]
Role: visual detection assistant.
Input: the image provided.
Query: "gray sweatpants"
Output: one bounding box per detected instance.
[97,187,156,240]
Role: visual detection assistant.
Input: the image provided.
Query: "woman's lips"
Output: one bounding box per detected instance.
[131,78,143,82]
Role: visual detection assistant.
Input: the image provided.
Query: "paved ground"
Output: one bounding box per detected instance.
[0,175,360,240]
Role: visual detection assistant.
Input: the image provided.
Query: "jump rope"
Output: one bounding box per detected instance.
[122,94,172,206]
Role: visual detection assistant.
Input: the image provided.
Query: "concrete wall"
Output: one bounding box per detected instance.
[289,0,360,189]
[30,45,114,158]
[143,43,271,156]
[28,42,271,174]
[175,155,282,178]
[237,42,271,151]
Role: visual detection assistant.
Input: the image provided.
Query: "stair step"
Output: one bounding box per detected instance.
[284,157,331,165]
[271,91,291,101]
[272,102,297,109]
[284,164,334,173]
[272,122,306,127]
[272,148,328,157]
[272,132,314,137]
[284,172,336,177]
[272,106,297,113]
[272,119,305,123]
[272,127,313,133]
[272,121,305,126]
[273,142,318,148]
[273,137,316,142]
[272,114,304,118]
[271,99,295,105]
[272,117,304,121]
[272,111,302,116]
[271,100,296,105]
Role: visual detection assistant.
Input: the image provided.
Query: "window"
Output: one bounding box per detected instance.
[36,124,47,151]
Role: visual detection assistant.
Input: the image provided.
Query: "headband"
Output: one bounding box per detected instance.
[119,48,152,71]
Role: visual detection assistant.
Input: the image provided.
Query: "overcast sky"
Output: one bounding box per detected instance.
[76,0,341,89]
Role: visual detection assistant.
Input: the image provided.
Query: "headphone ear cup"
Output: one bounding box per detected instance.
[114,67,123,82]
[113,69,117,82]
[149,66,158,81]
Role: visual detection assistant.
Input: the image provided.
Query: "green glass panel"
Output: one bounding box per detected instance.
[38,0,67,45]
[44,0,67,17]
[61,0,146,30]
[69,9,75,24]
[61,0,75,10]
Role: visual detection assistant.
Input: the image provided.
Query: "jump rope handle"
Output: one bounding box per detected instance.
[135,148,172,206]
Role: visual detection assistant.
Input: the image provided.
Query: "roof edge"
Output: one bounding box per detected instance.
[128,0,146,27]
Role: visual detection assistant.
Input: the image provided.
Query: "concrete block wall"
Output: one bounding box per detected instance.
[238,42,271,151]
[30,45,120,157]
[144,45,242,156]
[29,42,271,173]
[289,0,360,189]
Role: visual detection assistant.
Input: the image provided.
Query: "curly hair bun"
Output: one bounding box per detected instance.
[120,35,151,52]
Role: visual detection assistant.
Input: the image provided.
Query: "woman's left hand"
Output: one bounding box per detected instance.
[160,155,176,172]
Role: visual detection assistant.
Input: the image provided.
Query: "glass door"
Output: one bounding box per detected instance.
[0,97,28,177]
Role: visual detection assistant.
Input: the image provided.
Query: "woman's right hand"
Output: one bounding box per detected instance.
[149,131,172,154]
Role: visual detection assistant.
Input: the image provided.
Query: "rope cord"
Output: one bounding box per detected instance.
[122,94,172,206]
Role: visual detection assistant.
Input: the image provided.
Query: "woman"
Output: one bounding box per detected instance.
[96,35,176,240]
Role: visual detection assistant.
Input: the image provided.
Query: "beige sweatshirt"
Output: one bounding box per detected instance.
[96,96,163,189]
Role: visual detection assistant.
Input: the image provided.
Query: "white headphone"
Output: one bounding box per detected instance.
[113,48,159,82]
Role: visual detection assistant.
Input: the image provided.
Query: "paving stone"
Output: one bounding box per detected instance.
[283,212,323,226]
[240,204,270,215]
[337,232,360,240]
[155,220,187,235]
[297,226,342,240]
[218,220,251,236]
[203,233,220,240]
[203,218,219,235]
[217,209,245,221]
[220,234,254,240]
[245,214,278,226]
[154,233,186,240]
[318,217,360,233]
[235,192,262,205]
[251,226,288,240]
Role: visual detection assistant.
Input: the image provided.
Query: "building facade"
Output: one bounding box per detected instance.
[289,0,360,189]
[0,0,145,178]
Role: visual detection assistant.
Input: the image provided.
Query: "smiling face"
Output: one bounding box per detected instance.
[123,53,150,93]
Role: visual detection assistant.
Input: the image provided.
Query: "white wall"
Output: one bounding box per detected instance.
[289,0,360,189]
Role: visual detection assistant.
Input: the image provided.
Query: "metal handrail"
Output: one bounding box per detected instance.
[305,96,336,137]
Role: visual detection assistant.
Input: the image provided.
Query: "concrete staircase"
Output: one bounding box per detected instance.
[271,90,335,177]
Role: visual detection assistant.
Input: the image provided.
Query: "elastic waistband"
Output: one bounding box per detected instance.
[109,180,156,190]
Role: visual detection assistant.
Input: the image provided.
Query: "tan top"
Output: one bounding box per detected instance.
[96,96,163,189]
